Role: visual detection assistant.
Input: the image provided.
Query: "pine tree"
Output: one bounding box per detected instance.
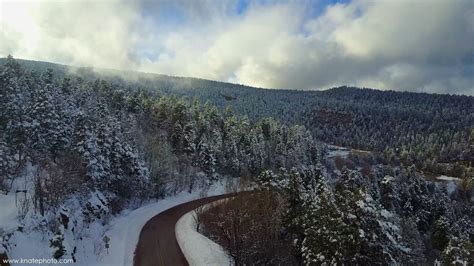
[301,189,351,264]
[442,236,474,265]
[1,56,31,164]
[29,70,71,158]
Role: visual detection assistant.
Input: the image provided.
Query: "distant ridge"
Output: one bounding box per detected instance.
[2,57,470,97]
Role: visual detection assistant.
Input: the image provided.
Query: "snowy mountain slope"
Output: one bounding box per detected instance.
[1,177,230,266]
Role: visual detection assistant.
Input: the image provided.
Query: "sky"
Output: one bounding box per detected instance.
[0,0,473,95]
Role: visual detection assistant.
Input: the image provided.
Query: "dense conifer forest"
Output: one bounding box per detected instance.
[0,56,472,264]
[5,57,471,178]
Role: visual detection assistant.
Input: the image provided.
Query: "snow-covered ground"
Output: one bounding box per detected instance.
[445,181,458,195]
[176,205,233,266]
[0,193,18,232]
[102,181,228,266]
[434,175,462,195]
[1,173,233,266]
[326,145,350,158]
[436,175,461,182]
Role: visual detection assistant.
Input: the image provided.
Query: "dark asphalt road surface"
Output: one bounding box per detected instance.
[133,193,237,266]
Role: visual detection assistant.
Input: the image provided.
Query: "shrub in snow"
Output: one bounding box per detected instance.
[50,233,66,259]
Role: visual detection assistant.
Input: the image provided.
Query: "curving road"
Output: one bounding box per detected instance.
[133,193,237,266]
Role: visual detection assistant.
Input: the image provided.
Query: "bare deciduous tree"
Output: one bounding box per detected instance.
[197,191,297,265]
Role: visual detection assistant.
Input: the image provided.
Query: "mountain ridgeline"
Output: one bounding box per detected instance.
[0,56,472,264]
[4,57,472,178]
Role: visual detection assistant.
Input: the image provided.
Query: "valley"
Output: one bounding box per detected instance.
[0,56,472,265]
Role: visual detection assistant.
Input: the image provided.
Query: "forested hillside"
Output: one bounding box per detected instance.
[196,155,473,264]
[0,56,472,264]
[3,58,472,179]
[1,54,324,201]
[0,56,322,262]
[305,87,473,178]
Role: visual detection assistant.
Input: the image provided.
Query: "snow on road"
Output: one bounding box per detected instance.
[436,175,461,182]
[101,181,229,266]
[0,193,18,233]
[326,145,350,158]
[176,203,233,266]
[1,172,236,266]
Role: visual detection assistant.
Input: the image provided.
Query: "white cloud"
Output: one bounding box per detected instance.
[0,0,473,95]
[0,0,140,69]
